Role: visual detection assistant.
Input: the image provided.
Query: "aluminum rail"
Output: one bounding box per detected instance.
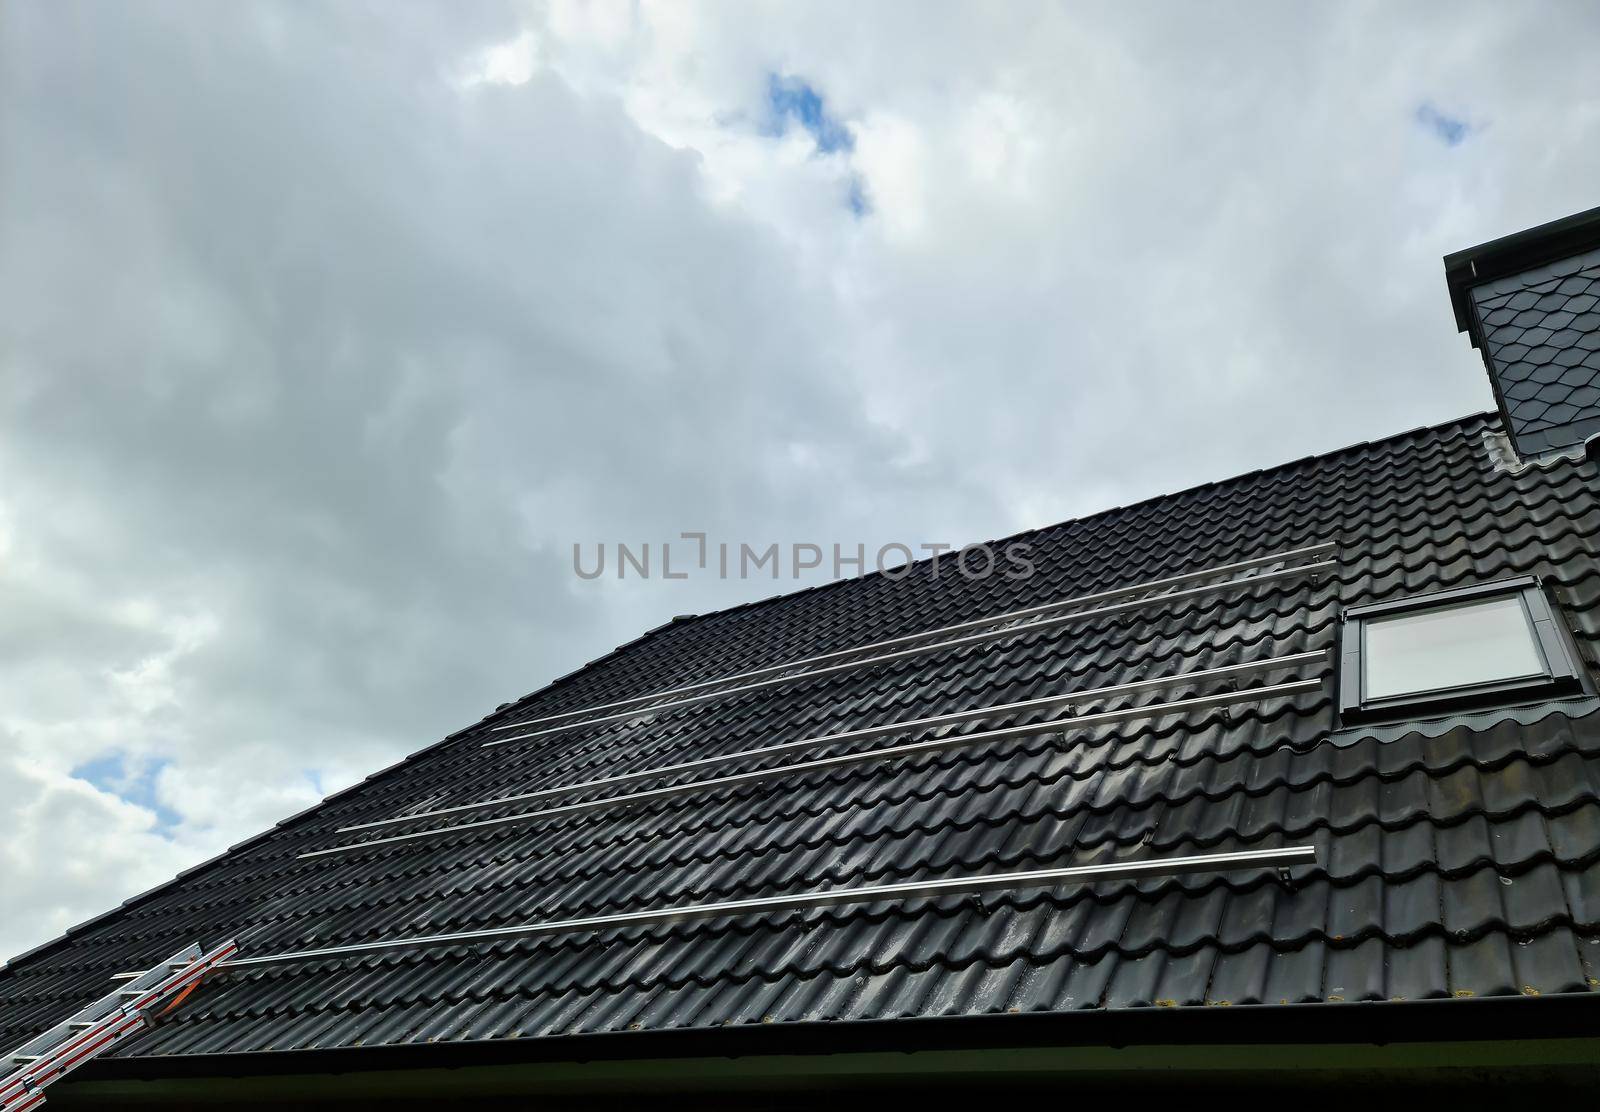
[347,651,1325,835]
[301,677,1322,859]
[491,541,1335,736]
[490,555,1337,745]
[238,846,1317,968]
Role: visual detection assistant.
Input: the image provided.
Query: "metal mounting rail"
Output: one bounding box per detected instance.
[0,939,236,1111]
[489,551,1337,745]
[302,676,1322,859]
[239,846,1317,968]
[345,651,1325,836]
[490,542,1334,738]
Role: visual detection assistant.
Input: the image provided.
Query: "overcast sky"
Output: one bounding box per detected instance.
[2,1,1598,961]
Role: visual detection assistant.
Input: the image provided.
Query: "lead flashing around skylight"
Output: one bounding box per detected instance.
[1322,694,1600,749]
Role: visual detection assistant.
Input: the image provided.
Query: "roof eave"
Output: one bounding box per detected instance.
[72,991,1600,1089]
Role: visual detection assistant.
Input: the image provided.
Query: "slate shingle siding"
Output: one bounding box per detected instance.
[2,412,1600,1060]
[1470,245,1600,457]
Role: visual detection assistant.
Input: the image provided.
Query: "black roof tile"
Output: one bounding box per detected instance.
[3,411,1600,1066]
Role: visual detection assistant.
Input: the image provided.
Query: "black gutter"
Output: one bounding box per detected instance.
[81,992,1600,1085]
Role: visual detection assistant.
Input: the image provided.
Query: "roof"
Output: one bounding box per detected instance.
[3,410,1600,1075]
[1445,205,1600,457]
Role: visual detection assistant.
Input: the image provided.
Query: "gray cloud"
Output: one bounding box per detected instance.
[2,0,1598,958]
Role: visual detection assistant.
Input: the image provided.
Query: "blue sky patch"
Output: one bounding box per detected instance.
[846,175,870,218]
[71,751,182,832]
[765,74,853,154]
[1415,102,1474,147]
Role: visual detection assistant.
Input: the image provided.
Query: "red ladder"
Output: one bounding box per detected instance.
[0,939,236,1111]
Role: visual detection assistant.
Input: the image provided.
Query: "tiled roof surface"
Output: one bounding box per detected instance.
[3,412,1600,1063]
[1471,245,1600,457]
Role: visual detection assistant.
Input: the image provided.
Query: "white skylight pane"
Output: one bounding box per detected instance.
[1363,595,1545,701]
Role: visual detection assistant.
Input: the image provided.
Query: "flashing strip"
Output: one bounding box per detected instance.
[346,651,1325,836]
[238,846,1317,968]
[490,552,1337,745]
[300,677,1322,860]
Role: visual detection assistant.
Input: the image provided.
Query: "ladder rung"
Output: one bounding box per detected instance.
[1,939,235,1111]
[110,958,183,983]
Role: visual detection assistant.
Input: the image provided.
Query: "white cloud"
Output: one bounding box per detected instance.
[0,750,199,954]
[2,0,1599,960]
[466,28,541,87]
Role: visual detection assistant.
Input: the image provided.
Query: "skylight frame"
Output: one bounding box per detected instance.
[1337,575,1582,725]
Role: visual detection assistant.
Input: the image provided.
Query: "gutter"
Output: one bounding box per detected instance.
[75,991,1600,1085]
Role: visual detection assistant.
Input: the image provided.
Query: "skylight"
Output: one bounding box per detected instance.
[1338,576,1583,724]
[1363,595,1545,699]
